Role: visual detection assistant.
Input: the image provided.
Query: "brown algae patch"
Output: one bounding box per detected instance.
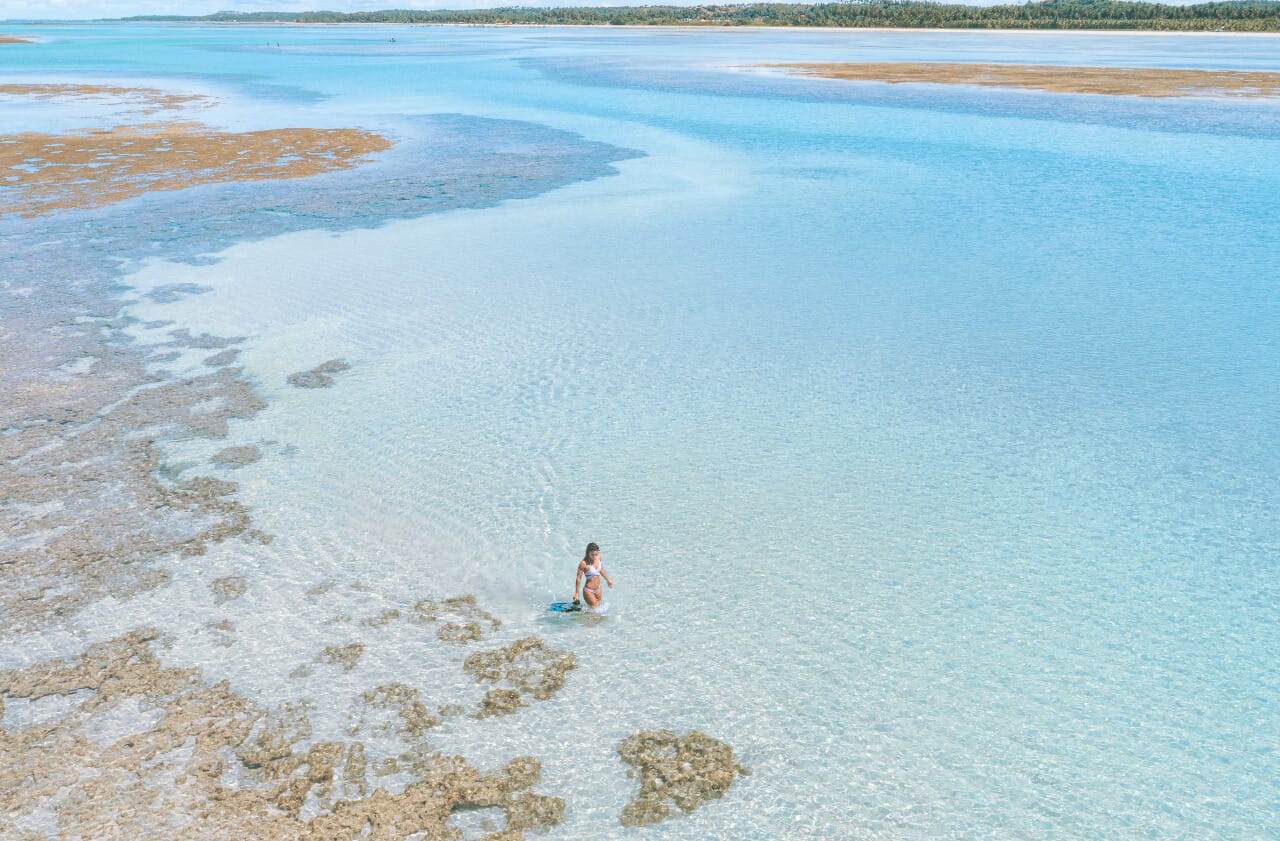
[772,62,1280,98]
[617,730,749,827]
[0,631,565,840]
[1,120,392,218]
[463,637,577,719]
[286,358,352,388]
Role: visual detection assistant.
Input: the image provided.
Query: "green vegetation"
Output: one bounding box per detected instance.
[124,1,1280,32]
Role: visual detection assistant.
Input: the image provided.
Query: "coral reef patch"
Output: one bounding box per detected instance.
[357,683,440,739]
[286,358,352,389]
[320,643,365,671]
[616,729,749,827]
[463,637,577,719]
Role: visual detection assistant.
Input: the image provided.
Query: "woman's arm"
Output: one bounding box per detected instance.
[573,563,584,601]
[602,566,614,588]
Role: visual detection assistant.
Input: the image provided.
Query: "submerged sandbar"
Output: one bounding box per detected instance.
[771,62,1280,98]
[0,34,33,44]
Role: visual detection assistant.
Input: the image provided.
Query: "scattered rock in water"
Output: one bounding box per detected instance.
[438,621,486,643]
[414,595,501,644]
[360,606,399,627]
[205,618,236,647]
[287,358,351,389]
[475,688,524,719]
[169,327,244,349]
[462,637,576,718]
[180,475,238,499]
[145,283,211,303]
[305,580,338,598]
[211,445,261,468]
[319,643,364,671]
[204,348,240,367]
[616,729,749,827]
[210,575,248,603]
[363,608,401,627]
[358,683,439,738]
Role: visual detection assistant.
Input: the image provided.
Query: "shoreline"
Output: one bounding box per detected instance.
[5,21,1280,37]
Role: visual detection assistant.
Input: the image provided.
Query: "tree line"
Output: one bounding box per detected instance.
[125,1,1280,32]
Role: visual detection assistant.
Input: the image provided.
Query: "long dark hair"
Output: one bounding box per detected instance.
[582,542,600,564]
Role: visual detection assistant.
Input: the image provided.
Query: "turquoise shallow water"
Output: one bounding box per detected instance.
[5,23,1280,839]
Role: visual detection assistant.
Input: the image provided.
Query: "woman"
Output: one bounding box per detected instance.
[572,542,613,608]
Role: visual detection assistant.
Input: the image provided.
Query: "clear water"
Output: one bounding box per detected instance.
[5,23,1280,839]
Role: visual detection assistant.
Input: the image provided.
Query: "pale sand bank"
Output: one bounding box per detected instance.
[0,34,34,44]
[771,62,1280,98]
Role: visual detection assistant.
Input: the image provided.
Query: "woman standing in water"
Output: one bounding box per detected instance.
[572,542,613,608]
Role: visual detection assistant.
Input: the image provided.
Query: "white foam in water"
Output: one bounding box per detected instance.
[9,23,1280,840]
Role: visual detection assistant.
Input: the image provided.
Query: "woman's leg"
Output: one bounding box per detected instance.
[583,584,601,608]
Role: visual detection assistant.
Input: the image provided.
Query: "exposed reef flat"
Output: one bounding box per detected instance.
[0,631,566,840]
[0,83,209,114]
[1,120,393,218]
[771,62,1280,98]
[0,86,388,218]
